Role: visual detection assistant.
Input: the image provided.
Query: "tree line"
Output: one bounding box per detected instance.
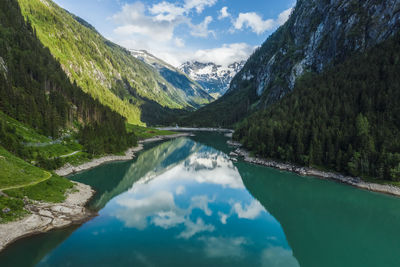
[234,33,400,181]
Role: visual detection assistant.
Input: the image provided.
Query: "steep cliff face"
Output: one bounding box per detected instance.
[231,0,400,106]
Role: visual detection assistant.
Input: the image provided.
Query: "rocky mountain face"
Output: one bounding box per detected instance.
[231,0,400,106]
[131,50,213,107]
[184,0,400,127]
[179,61,245,98]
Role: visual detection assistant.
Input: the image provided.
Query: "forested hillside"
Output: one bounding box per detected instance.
[234,33,400,181]
[16,0,211,125]
[182,0,400,127]
[0,0,136,159]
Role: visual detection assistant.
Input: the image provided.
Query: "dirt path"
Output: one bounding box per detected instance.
[0,172,52,191]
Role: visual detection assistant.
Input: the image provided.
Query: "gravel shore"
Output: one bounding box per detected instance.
[55,133,193,177]
[232,146,400,197]
[0,133,193,252]
[0,182,95,252]
[157,127,234,133]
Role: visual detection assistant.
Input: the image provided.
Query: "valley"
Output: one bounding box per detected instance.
[0,0,399,265]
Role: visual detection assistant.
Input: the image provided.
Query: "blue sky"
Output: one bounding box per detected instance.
[53,0,295,66]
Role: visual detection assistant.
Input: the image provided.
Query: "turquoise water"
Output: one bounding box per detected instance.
[1,133,400,266]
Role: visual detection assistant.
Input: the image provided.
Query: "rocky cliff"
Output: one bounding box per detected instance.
[231,0,400,106]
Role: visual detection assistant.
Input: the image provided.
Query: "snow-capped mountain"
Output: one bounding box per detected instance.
[130,50,213,108]
[179,61,245,98]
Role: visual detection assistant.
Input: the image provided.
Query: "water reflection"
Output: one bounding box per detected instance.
[36,137,298,266]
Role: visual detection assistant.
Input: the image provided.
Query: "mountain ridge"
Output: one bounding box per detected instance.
[16,0,212,125]
[179,61,245,98]
[130,49,213,108]
[184,0,400,126]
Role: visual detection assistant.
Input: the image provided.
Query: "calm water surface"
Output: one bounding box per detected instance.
[1,133,400,267]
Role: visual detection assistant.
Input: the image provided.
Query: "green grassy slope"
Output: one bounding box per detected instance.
[0,146,74,223]
[17,0,211,125]
[0,146,50,190]
[0,111,50,144]
[126,124,177,140]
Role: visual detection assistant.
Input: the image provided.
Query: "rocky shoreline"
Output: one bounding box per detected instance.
[55,133,192,177]
[157,127,234,133]
[231,145,400,197]
[0,182,95,252]
[138,133,193,144]
[0,133,193,252]
[55,145,144,177]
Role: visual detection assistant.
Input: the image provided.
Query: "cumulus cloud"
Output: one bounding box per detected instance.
[184,0,218,13]
[277,7,293,26]
[233,7,293,35]
[261,247,300,267]
[115,190,177,229]
[178,218,215,239]
[191,43,255,66]
[218,6,230,20]
[149,1,186,22]
[112,2,180,42]
[233,200,264,219]
[200,237,248,258]
[176,185,186,195]
[234,12,275,35]
[190,16,214,37]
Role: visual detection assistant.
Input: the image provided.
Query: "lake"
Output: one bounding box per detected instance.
[1,132,400,267]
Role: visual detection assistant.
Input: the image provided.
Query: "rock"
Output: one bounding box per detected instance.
[229,152,238,157]
[38,209,53,217]
[0,181,95,252]
[227,141,242,147]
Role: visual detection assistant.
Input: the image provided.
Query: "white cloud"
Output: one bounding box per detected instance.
[174,37,185,48]
[190,16,214,37]
[178,218,215,239]
[112,2,180,42]
[277,7,293,26]
[233,7,293,35]
[191,43,255,66]
[190,195,214,216]
[175,185,186,195]
[115,190,177,229]
[200,237,248,258]
[218,6,230,20]
[261,247,300,267]
[218,211,228,224]
[233,200,264,219]
[184,0,217,13]
[234,12,275,35]
[149,1,186,22]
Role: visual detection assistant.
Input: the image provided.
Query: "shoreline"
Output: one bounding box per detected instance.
[231,145,400,197]
[157,127,234,133]
[0,181,95,252]
[55,133,191,177]
[0,133,192,252]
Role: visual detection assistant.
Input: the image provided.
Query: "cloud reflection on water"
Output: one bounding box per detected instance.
[108,141,297,265]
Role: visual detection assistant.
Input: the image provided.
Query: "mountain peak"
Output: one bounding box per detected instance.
[179,60,245,98]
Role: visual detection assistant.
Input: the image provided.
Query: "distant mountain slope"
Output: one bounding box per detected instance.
[16,0,211,125]
[179,61,245,98]
[131,50,213,107]
[184,0,400,126]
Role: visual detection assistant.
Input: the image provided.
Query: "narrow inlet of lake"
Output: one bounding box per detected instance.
[1,132,400,267]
